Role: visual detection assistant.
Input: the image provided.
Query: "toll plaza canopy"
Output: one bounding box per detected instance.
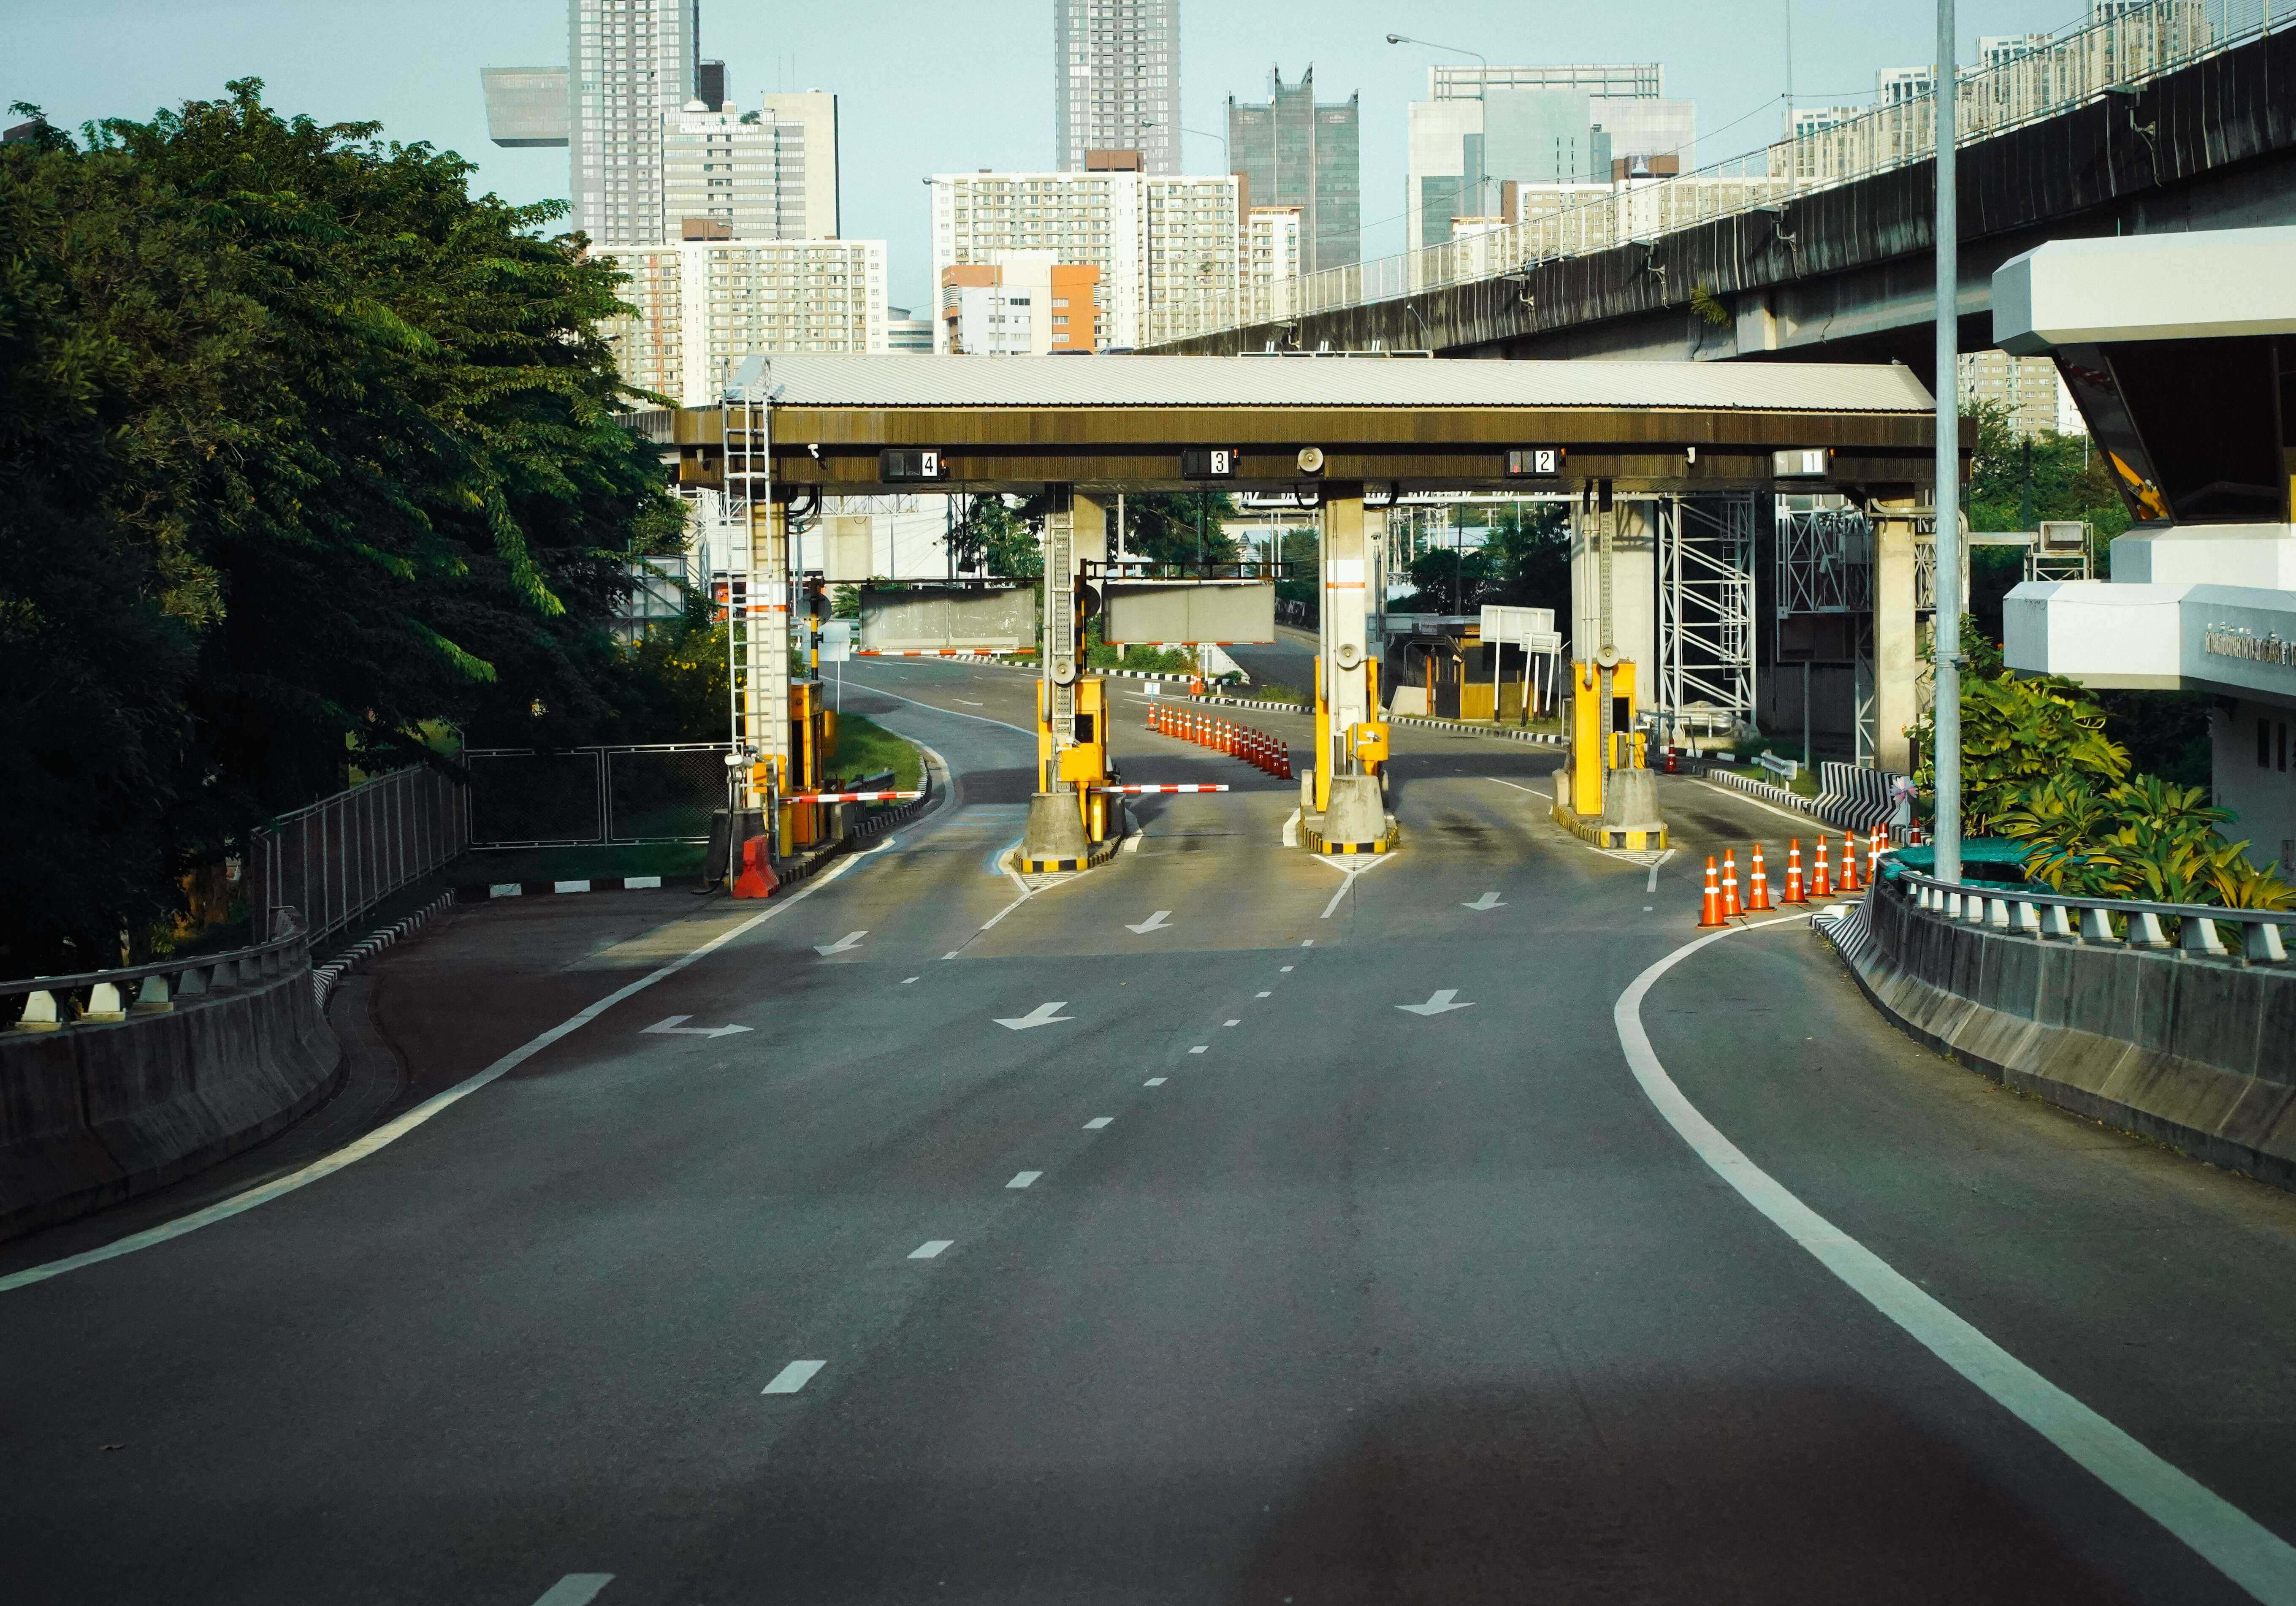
[630,352,1949,496]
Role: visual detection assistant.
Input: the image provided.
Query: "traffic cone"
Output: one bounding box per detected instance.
[1748,844,1774,911]
[1868,826,1885,880]
[1812,836,1832,898]
[1839,831,1861,892]
[1781,839,1806,904]
[1721,848,1743,919]
[1699,857,1726,927]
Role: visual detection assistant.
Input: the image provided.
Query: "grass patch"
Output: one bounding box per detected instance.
[828,713,924,794]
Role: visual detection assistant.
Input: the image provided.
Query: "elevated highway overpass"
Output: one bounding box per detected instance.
[1151,6,2296,377]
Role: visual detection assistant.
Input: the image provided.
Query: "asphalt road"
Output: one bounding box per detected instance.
[5,656,2295,1605]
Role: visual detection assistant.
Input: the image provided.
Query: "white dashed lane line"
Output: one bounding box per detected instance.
[1084,1117,1113,1129]
[531,1577,613,1606]
[761,1360,826,1396]
[909,1240,952,1260]
[1256,990,1271,997]
[1144,1077,1167,1086]
[1007,1170,1043,1188]
[1189,1046,1208,1054]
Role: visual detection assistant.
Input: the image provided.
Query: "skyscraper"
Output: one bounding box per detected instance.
[1055,0,1181,176]
[658,92,839,242]
[1228,68,1360,276]
[569,0,700,246]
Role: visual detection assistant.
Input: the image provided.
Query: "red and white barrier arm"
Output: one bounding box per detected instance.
[853,648,1023,658]
[1089,784,1233,794]
[784,790,924,803]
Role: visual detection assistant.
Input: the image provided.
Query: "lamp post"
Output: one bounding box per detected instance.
[1933,0,1963,886]
[1386,33,1492,220]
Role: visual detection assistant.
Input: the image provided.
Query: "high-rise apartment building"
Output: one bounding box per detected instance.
[1228,69,1360,275]
[598,238,889,405]
[659,91,838,241]
[928,167,1238,349]
[1959,350,2077,439]
[1054,0,1181,176]
[568,0,700,246]
[1242,206,1303,293]
[1405,65,1692,250]
[941,257,1103,354]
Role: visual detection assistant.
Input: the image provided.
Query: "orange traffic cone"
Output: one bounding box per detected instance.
[1781,839,1806,904]
[1839,831,1861,892]
[1721,848,1743,919]
[1868,826,1885,880]
[1812,836,1832,898]
[1699,857,1726,927]
[1748,844,1775,911]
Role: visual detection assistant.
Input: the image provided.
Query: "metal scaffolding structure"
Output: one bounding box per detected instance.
[1774,496,1873,617]
[1656,493,1759,740]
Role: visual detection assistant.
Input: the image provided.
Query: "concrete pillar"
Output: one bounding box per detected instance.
[1871,499,1920,775]
[1319,488,1370,806]
[1570,495,1656,672]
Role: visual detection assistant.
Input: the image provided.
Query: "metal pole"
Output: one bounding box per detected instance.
[1803,660,1812,778]
[1933,0,1964,886]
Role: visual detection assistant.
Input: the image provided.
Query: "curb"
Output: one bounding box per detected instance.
[313,893,454,1011]
[456,875,671,902]
[1550,800,1668,851]
[1384,713,1566,746]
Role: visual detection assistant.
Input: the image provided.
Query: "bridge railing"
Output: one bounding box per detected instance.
[1178,0,2293,342]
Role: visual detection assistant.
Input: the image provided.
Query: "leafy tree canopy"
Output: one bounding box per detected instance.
[0,84,683,968]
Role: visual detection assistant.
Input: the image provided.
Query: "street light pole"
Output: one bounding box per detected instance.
[1387,33,1492,219]
[1933,0,1964,885]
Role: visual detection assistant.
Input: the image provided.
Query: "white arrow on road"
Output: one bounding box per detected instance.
[1125,910,1174,934]
[1396,990,1476,1017]
[643,1015,754,1039]
[814,930,868,956]
[994,1001,1074,1031]
[1462,892,1505,911]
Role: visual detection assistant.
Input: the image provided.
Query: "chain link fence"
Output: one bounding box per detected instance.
[466,744,732,849]
[247,766,470,943]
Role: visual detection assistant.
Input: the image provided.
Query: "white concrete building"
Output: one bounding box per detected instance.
[598,238,889,405]
[659,91,837,241]
[1242,206,1302,299]
[1958,348,2076,439]
[1054,0,1180,176]
[928,169,1236,350]
[2001,227,2296,866]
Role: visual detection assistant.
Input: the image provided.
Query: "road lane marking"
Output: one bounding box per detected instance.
[1189,1046,1208,1054]
[1618,917,2296,1605]
[761,1360,826,1395]
[642,1015,752,1039]
[1280,965,1295,972]
[1646,849,1676,892]
[909,1240,953,1259]
[1485,776,1550,799]
[993,1001,1072,1031]
[1007,1171,1043,1188]
[1690,778,1822,830]
[953,697,984,705]
[1397,989,1475,1016]
[903,977,919,984]
[0,839,889,1294]
[1084,1117,1113,1129]
[1144,1077,1168,1086]
[1464,891,1505,911]
[1256,990,1272,998]
[851,680,1036,736]
[1316,855,1397,919]
[531,1576,614,1606]
[1223,1019,1240,1027]
[813,930,867,956]
[1301,940,1315,947]
[942,951,961,960]
[1126,910,1174,934]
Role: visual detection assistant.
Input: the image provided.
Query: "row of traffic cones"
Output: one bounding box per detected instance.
[1145,702,1293,780]
[1698,828,1888,928]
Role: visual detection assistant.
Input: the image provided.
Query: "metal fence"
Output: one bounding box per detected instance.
[466,743,732,849]
[1165,0,2294,340]
[247,766,470,944]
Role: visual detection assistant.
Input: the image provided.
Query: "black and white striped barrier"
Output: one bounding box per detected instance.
[313,892,453,1011]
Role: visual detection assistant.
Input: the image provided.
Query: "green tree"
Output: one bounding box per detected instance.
[0,84,682,968]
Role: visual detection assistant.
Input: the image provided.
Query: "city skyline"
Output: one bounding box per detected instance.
[12,0,2103,310]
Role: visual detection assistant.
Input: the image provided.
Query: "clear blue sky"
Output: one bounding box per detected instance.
[12,0,2090,312]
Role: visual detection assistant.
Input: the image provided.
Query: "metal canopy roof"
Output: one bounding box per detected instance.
[728,352,1936,414]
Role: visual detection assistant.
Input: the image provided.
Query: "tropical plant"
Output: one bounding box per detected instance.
[1908,657,2129,836]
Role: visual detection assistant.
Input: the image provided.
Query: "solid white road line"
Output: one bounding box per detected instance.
[1,842,889,1295]
[850,680,1035,736]
[952,697,984,705]
[1316,854,1397,920]
[1646,849,1676,893]
[1485,776,1551,800]
[1691,777,1824,831]
[1006,1171,1043,1188]
[942,950,961,960]
[531,1576,614,1606]
[1617,917,2296,1606]
[1144,1077,1167,1086]
[909,1240,953,1260]
[1084,1117,1113,1129]
[761,1359,826,1396]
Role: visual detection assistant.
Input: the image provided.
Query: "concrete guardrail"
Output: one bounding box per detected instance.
[1,926,342,1241]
